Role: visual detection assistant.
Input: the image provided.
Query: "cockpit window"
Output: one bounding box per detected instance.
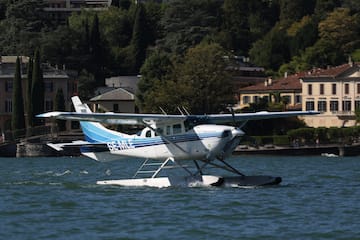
[173,124,182,134]
[166,126,171,135]
[221,130,231,138]
[145,130,152,138]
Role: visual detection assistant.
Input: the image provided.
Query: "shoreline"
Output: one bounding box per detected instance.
[1,141,360,158]
[234,143,360,157]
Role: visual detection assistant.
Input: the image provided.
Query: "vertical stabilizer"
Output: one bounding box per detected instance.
[71,96,130,143]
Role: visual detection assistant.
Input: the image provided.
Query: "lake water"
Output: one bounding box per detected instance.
[1,155,359,239]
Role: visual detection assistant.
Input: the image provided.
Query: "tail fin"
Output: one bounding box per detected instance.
[71,96,130,143]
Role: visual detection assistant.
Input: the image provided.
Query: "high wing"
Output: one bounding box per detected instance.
[37,110,319,125]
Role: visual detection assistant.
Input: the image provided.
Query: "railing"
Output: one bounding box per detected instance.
[2,125,58,142]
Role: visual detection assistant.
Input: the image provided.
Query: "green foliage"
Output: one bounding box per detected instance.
[287,128,315,143]
[26,57,33,127]
[11,57,25,131]
[279,0,316,23]
[159,0,221,55]
[287,126,360,144]
[141,43,234,114]
[31,49,44,126]
[249,23,291,70]
[318,8,359,54]
[77,69,96,100]
[137,51,173,111]
[1,0,360,118]
[131,3,148,73]
[351,49,360,61]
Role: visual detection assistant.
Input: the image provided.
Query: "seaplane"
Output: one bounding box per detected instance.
[37,96,319,188]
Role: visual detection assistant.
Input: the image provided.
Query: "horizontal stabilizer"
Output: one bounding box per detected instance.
[47,140,106,151]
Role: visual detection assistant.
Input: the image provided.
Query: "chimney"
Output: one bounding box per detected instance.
[284,72,288,78]
[348,56,353,67]
[264,79,268,87]
[268,77,272,86]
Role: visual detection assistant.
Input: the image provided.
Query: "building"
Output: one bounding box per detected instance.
[105,75,139,94]
[88,75,139,113]
[300,62,360,127]
[237,72,303,110]
[44,0,112,23]
[90,88,136,113]
[0,56,77,133]
[237,61,360,128]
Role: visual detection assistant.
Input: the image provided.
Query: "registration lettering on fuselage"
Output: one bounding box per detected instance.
[107,140,135,151]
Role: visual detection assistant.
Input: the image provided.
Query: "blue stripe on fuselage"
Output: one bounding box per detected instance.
[80,121,223,150]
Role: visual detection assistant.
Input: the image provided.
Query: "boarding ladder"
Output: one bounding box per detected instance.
[133,158,174,179]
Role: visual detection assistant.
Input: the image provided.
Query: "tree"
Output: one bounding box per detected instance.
[131,3,148,73]
[54,88,66,131]
[143,43,234,114]
[249,24,291,71]
[279,0,316,23]
[90,14,105,86]
[159,0,221,55]
[137,51,173,111]
[0,0,47,55]
[26,57,33,127]
[11,56,25,132]
[318,8,359,54]
[222,0,251,55]
[77,69,96,100]
[31,49,44,126]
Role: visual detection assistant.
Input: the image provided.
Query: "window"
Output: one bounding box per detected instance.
[342,101,351,112]
[243,96,250,104]
[173,124,182,134]
[253,96,259,103]
[5,81,13,92]
[355,101,360,111]
[295,95,301,104]
[330,101,338,112]
[45,100,53,111]
[45,81,53,92]
[113,104,119,112]
[308,84,313,95]
[357,84,360,94]
[166,126,171,135]
[5,99,12,112]
[317,101,327,112]
[344,83,349,95]
[305,101,314,111]
[320,84,324,95]
[332,84,337,95]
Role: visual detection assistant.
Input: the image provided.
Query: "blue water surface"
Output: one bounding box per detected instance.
[0,155,359,240]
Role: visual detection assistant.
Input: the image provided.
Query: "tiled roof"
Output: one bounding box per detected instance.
[301,63,359,78]
[239,62,360,92]
[239,73,303,92]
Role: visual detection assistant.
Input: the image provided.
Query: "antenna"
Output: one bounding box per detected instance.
[159,107,167,115]
[182,106,190,115]
[177,107,185,116]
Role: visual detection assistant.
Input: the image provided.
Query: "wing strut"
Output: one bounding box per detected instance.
[141,120,190,155]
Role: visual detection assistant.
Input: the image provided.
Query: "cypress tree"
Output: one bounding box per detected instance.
[31,49,44,126]
[54,88,66,131]
[131,3,147,73]
[11,56,26,132]
[90,14,104,86]
[26,57,33,127]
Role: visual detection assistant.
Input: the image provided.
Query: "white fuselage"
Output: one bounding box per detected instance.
[106,125,244,161]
